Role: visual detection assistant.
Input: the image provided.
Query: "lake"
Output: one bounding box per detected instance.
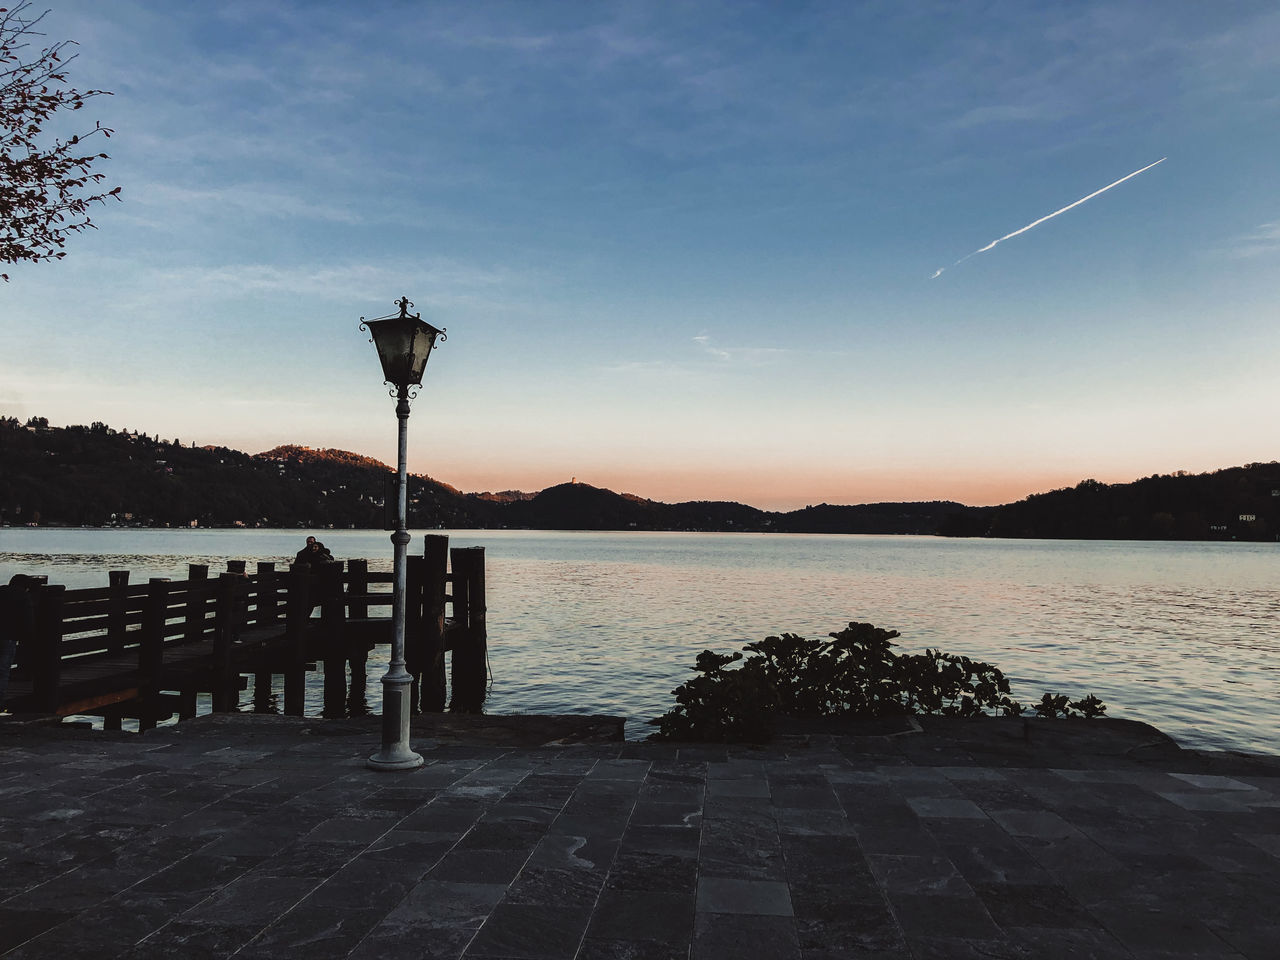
[1,527,1275,752]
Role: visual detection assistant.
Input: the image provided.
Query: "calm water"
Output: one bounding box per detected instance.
[1,528,1276,753]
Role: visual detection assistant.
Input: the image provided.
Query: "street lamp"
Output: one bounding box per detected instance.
[361,296,445,771]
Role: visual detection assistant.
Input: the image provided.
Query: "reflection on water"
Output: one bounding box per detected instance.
[242,663,372,719]
[2,528,1276,751]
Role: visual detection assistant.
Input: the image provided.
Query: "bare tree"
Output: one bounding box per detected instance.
[0,2,119,280]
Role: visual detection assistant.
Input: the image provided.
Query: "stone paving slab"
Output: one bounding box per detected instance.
[0,713,1278,959]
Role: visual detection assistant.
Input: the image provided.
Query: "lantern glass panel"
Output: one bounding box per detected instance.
[406,323,439,384]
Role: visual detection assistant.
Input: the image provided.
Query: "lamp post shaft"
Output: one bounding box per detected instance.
[368,385,424,770]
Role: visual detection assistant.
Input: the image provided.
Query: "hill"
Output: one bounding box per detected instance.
[774,501,972,536]
[0,417,495,529]
[963,467,1280,541]
[1,416,1276,539]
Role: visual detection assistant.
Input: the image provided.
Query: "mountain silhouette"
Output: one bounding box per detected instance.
[1,416,1275,540]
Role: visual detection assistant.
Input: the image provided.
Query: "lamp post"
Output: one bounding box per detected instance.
[361,296,445,771]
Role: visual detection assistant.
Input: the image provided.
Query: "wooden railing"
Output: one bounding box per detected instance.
[2,534,487,729]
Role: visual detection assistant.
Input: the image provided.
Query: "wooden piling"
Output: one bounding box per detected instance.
[253,671,273,712]
[107,570,129,655]
[320,562,347,718]
[255,561,279,625]
[416,535,449,712]
[283,569,310,716]
[347,559,369,618]
[211,573,242,712]
[138,580,170,733]
[344,558,369,698]
[249,563,277,716]
[449,546,487,713]
[32,584,65,715]
[406,554,424,712]
[185,564,210,645]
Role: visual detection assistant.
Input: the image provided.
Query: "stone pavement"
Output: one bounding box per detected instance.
[1,712,1278,959]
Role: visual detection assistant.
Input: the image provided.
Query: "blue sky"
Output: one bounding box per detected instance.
[4,1,1278,510]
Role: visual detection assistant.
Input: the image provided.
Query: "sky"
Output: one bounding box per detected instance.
[3,1,1279,511]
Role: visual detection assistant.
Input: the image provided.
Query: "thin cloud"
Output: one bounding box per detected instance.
[89,257,535,316]
[601,336,793,380]
[692,334,731,361]
[692,335,790,366]
[436,27,556,51]
[134,184,365,225]
[947,104,1046,129]
[1220,221,1280,260]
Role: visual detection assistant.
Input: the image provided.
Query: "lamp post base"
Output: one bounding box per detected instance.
[367,750,424,771]
[368,673,423,771]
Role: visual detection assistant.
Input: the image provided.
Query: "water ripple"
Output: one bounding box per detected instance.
[2,529,1276,750]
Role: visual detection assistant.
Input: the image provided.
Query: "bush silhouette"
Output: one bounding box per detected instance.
[649,621,1107,742]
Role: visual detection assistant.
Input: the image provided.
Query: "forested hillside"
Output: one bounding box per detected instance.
[2,416,1276,540]
[940,469,1279,541]
[986,469,1278,540]
[0,418,493,528]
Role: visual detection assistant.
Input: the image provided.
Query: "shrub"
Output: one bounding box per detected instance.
[648,621,1106,742]
[645,649,777,743]
[1034,691,1108,720]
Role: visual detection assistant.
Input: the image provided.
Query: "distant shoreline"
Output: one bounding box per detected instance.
[4,419,1278,540]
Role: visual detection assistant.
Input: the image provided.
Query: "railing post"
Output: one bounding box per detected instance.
[418,535,449,712]
[185,564,209,645]
[345,558,369,705]
[321,562,348,718]
[405,554,424,713]
[245,560,277,710]
[212,573,243,712]
[139,579,170,732]
[283,568,311,716]
[255,561,278,625]
[32,584,65,715]
[347,559,369,618]
[448,546,487,713]
[107,570,129,655]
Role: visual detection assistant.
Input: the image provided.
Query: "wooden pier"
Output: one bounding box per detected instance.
[1,534,487,730]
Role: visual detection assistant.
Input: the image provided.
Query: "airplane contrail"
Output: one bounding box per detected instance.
[932,157,1166,278]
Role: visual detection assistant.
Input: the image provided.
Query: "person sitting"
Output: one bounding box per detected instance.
[0,574,36,713]
[294,535,333,568]
[294,536,338,613]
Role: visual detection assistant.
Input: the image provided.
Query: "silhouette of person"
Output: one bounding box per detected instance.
[0,574,37,713]
[294,536,338,614]
[294,535,333,569]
